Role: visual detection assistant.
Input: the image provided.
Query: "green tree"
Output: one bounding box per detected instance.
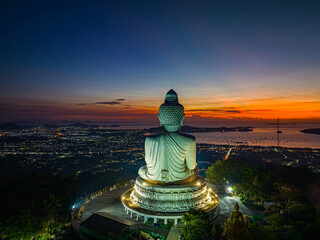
[182,209,212,240]
[42,194,65,235]
[1,208,42,240]
[248,223,278,240]
[206,160,225,185]
[212,223,222,240]
[265,213,288,226]
[0,174,77,239]
[273,182,301,212]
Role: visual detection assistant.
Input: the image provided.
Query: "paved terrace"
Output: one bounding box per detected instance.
[72,184,253,239]
[73,185,173,239]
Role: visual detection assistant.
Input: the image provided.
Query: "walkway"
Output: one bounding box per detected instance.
[166,221,184,240]
[73,185,172,239]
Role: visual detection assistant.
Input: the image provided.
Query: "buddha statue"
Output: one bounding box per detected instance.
[138,89,198,184]
[230,202,244,223]
[222,202,249,240]
[123,89,219,215]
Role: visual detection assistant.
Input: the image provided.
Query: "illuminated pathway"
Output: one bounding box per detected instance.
[73,185,174,239]
[214,195,254,224]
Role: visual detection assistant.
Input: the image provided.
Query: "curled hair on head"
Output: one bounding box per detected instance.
[158,89,185,131]
[159,104,184,126]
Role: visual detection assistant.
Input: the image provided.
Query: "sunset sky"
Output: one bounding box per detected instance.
[1,0,319,126]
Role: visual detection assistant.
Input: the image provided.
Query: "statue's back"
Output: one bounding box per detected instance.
[142,131,197,183]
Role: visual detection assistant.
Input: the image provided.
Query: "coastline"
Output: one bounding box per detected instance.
[300,128,320,135]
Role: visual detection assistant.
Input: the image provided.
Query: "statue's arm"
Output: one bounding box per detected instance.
[230,212,234,221]
[186,139,196,170]
[144,137,152,166]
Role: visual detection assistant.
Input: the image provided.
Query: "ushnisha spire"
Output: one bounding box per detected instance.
[164,89,179,104]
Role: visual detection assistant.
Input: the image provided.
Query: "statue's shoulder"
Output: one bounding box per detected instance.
[146,132,166,141]
[179,132,196,141]
[169,132,195,145]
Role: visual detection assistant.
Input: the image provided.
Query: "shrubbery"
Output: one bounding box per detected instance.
[181,209,211,240]
[206,158,320,240]
[0,174,76,239]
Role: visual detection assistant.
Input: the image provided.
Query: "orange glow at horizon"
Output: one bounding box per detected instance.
[101,99,320,120]
[1,94,319,122]
[178,94,320,120]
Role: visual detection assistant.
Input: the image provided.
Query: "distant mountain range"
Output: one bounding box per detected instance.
[300,128,320,135]
[66,123,99,128]
[0,122,22,130]
[42,123,100,128]
[0,122,99,130]
[146,125,254,133]
[0,122,254,133]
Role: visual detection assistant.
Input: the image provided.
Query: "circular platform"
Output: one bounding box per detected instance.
[121,176,219,223]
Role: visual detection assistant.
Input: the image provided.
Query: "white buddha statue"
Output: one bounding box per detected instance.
[138,89,198,184]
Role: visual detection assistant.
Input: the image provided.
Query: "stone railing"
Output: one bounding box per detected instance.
[71,180,133,220]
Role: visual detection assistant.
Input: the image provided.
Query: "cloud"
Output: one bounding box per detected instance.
[79,99,126,105]
[186,108,242,113]
[225,110,241,113]
[95,101,121,105]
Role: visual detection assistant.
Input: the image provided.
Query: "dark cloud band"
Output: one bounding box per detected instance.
[186,108,241,113]
[95,101,122,105]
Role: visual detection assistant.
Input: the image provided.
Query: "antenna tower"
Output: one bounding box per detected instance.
[276,117,282,167]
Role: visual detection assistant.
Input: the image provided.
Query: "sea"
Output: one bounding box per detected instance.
[104,123,320,149]
[19,121,320,149]
[104,124,320,149]
[192,127,320,149]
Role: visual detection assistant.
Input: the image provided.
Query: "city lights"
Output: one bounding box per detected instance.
[1,1,319,239]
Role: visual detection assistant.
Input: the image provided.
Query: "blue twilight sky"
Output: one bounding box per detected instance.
[0,0,320,124]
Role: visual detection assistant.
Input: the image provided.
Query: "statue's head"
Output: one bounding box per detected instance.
[234,202,239,212]
[158,89,185,132]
